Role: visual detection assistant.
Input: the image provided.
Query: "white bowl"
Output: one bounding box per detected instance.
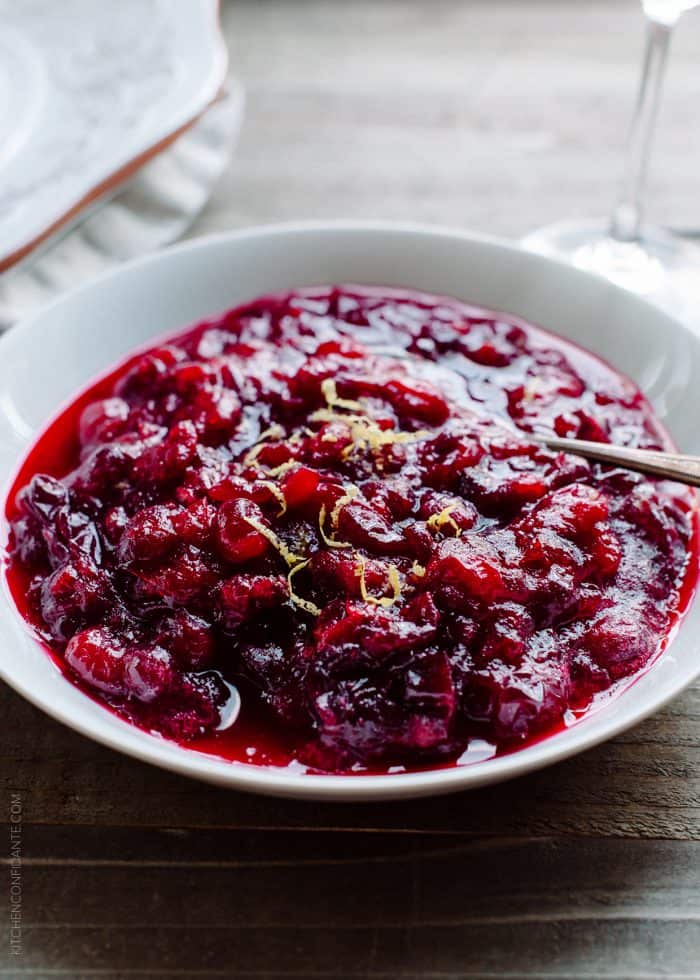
[1,221,698,801]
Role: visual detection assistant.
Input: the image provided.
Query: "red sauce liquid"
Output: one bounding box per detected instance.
[3,285,698,774]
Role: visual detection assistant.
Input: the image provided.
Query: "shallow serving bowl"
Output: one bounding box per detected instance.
[1,221,699,800]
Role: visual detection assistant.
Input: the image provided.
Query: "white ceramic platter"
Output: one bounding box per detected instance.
[0,222,698,800]
[0,0,227,272]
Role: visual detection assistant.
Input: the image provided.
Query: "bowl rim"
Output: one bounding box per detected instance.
[1,217,698,801]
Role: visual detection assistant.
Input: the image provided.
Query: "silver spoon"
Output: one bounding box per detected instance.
[536,434,700,488]
[367,346,700,489]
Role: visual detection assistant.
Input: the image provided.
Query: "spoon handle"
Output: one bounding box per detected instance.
[541,435,700,488]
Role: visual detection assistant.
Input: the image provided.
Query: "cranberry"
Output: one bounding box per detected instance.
[154,671,230,740]
[133,546,220,606]
[417,430,483,490]
[173,499,216,548]
[336,500,406,555]
[214,499,270,564]
[41,506,102,564]
[314,599,438,659]
[178,384,241,442]
[458,321,517,367]
[582,605,658,680]
[218,574,288,630]
[461,650,571,742]
[419,490,478,533]
[116,346,183,397]
[70,443,133,497]
[9,515,46,566]
[118,505,180,564]
[79,398,130,446]
[360,478,415,521]
[282,466,321,510]
[307,646,457,765]
[239,640,310,728]
[20,474,69,523]
[134,421,199,485]
[123,646,175,702]
[311,551,390,600]
[40,558,112,641]
[103,506,129,545]
[158,611,215,670]
[65,627,128,696]
[480,603,534,665]
[383,378,449,425]
[428,536,509,605]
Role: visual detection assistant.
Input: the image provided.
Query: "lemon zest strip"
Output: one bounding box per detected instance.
[426,503,462,537]
[266,459,298,479]
[318,504,352,549]
[242,424,286,467]
[287,559,322,617]
[330,485,359,528]
[355,556,402,608]
[241,514,302,567]
[258,480,287,516]
[321,377,363,412]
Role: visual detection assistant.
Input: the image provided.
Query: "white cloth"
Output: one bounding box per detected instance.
[0,83,244,330]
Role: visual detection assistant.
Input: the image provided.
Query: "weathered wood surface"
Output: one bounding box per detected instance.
[2,683,700,841]
[2,0,700,976]
[7,831,700,977]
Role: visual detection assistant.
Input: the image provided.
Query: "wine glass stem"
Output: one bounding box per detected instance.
[610,18,674,243]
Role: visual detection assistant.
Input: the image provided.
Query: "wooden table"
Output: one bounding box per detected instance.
[4,1,700,976]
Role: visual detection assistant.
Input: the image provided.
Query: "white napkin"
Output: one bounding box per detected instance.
[0,82,244,330]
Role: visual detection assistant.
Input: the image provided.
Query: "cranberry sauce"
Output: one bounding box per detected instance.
[4,286,697,773]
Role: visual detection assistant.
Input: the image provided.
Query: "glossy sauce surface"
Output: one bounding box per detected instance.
[4,286,698,773]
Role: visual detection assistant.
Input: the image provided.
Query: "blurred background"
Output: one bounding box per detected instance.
[3,0,699,321]
[201,0,700,238]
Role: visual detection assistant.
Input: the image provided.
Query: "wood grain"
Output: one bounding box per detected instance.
[3,831,700,977]
[3,0,700,976]
[2,683,700,840]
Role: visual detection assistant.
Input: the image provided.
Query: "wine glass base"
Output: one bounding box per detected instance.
[521,219,700,328]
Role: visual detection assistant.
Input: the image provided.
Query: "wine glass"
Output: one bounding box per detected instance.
[522,0,700,322]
